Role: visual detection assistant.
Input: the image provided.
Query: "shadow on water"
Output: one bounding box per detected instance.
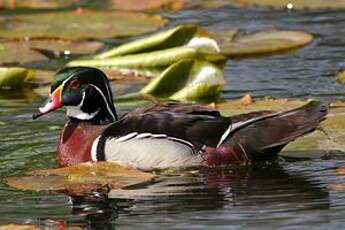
[60,162,329,229]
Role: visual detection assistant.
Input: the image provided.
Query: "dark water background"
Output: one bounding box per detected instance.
[1,3,345,229]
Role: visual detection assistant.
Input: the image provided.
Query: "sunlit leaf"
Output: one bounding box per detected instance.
[0,67,35,90]
[336,69,345,84]
[0,0,75,9]
[68,46,226,70]
[213,29,313,57]
[5,162,154,195]
[0,10,167,40]
[95,24,203,58]
[140,59,225,101]
[233,0,345,10]
[0,224,40,230]
[110,0,188,11]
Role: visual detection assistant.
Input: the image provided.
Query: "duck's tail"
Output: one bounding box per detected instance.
[202,100,328,166]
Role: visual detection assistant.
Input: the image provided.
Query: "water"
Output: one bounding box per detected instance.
[1,3,345,229]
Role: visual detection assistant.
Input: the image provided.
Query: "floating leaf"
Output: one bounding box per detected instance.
[110,0,188,11]
[213,29,313,57]
[0,225,40,230]
[0,0,75,9]
[0,40,104,65]
[0,67,35,90]
[140,59,225,101]
[0,10,167,40]
[68,46,226,70]
[5,162,154,195]
[233,0,345,10]
[95,24,202,58]
[216,97,305,116]
[336,69,345,84]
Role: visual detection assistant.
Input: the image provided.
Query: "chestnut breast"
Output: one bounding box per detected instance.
[57,120,108,166]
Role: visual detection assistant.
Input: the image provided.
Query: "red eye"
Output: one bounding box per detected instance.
[69,79,80,89]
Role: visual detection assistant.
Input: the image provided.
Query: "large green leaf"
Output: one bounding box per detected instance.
[5,162,154,195]
[95,24,203,58]
[68,46,226,69]
[0,10,167,40]
[0,67,35,90]
[110,0,188,11]
[213,29,313,57]
[140,59,225,100]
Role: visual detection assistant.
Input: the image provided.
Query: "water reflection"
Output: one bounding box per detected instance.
[66,162,329,229]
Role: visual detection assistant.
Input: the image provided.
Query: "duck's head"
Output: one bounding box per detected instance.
[33,67,117,124]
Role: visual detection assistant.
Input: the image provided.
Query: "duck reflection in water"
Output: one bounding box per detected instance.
[64,162,329,229]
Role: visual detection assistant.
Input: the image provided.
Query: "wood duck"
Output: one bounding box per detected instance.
[33,67,327,170]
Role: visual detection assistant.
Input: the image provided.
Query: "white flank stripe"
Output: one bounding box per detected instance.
[136,133,154,139]
[217,112,281,147]
[217,123,233,148]
[91,136,101,161]
[113,132,195,153]
[115,132,138,142]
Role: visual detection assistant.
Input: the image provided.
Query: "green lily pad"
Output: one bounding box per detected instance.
[5,162,154,195]
[0,40,104,65]
[0,10,168,40]
[95,24,205,59]
[67,24,224,78]
[233,0,345,10]
[67,47,226,75]
[216,97,305,116]
[140,59,225,101]
[0,67,35,90]
[0,0,74,9]
[213,29,313,57]
[110,0,188,11]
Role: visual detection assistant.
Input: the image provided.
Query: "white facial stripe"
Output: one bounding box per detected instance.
[89,84,116,121]
[66,92,100,120]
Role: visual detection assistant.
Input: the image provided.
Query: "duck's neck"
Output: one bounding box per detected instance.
[57,119,109,167]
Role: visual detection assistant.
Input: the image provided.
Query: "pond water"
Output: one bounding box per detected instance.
[1,3,345,229]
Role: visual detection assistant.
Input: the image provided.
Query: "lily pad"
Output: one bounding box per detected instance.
[0,225,40,230]
[68,46,225,69]
[110,0,188,11]
[140,59,225,101]
[67,24,224,79]
[233,0,345,10]
[0,0,74,9]
[213,29,313,57]
[95,24,205,59]
[216,97,305,116]
[5,162,154,195]
[0,10,168,40]
[0,67,35,90]
[0,39,104,65]
[335,69,345,84]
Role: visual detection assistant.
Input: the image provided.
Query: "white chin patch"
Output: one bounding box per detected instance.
[66,106,100,120]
